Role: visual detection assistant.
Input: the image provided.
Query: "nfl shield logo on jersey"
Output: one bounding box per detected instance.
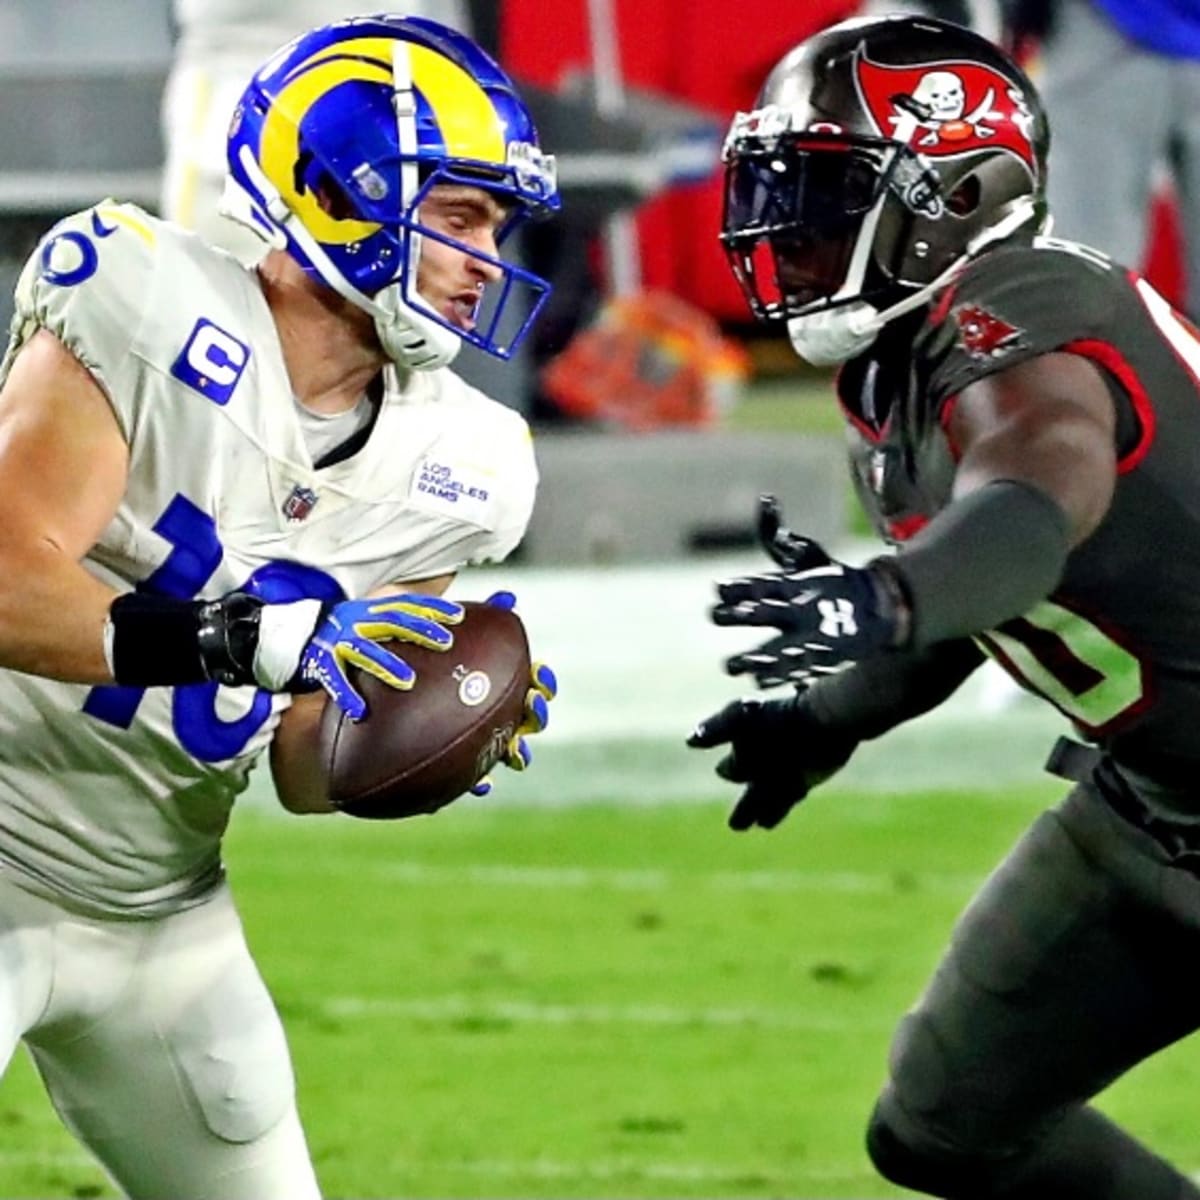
[282,484,319,522]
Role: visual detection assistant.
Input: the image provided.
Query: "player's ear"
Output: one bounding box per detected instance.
[946,174,982,217]
[313,177,356,221]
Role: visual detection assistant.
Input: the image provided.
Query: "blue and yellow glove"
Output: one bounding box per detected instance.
[298,593,464,721]
[469,590,558,796]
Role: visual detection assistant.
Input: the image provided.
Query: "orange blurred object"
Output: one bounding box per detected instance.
[540,290,750,430]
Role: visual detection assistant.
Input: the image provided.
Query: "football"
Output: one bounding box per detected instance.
[318,600,531,819]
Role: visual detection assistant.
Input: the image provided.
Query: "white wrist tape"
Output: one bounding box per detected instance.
[252,599,324,691]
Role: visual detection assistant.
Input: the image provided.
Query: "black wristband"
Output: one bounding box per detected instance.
[108,591,264,687]
[881,479,1070,648]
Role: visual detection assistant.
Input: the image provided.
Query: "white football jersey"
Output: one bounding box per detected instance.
[0,202,537,917]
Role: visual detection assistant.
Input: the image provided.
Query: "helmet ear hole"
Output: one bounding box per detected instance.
[313,173,358,221]
[292,148,357,221]
[946,173,982,217]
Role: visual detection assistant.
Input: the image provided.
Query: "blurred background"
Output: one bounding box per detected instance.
[0,0,860,570]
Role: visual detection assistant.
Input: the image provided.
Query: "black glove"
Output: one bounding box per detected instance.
[712,496,906,688]
[687,692,858,830]
[756,494,832,573]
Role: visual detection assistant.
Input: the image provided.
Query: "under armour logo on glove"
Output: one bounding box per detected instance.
[817,597,858,637]
[712,550,902,688]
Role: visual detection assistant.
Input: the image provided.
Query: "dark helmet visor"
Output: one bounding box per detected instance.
[721,144,885,317]
[729,128,959,319]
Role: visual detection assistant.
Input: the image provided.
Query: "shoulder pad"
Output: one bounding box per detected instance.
[918,241,1123,406]
[10,202,162,405]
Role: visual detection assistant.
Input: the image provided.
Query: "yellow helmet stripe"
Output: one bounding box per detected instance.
[259,37,397,244]
[282,35,393,81]
[407,43,506,166]
[255,33,509,247]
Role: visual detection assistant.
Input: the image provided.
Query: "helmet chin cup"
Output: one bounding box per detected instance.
[368,285,461,370]
[787,303,882,366]
[783,213,1026,368]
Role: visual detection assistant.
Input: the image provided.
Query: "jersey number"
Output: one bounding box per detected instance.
[83,495,343,761]
[977,275,1188,736]
[976,600,1146,734]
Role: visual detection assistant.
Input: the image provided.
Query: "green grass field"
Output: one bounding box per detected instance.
[4,758,1200,1199]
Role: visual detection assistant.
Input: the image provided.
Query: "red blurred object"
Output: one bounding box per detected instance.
[1145,185,1186,310]
[501,1,860,322]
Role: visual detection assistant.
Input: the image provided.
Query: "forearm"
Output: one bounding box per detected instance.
[270,691,334,813]
[879,479,1071,649]
[0,541,322,692]
[0,542,117,682]
[805,636,985,739]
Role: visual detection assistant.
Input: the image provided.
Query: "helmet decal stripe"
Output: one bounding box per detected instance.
[259,49,392,243]
[408,44,506,165]
[281,36,395,84]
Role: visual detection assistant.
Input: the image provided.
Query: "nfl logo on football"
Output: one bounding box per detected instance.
[282,484,319,522]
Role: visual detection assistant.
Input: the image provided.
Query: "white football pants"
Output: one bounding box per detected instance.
[0,872,321,1199]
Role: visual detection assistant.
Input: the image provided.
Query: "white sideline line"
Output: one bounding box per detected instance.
[321,994,891,1034]
[1,1145,1195,1196]
[1,1144,1196,1189]
[356,860,984,896]
[450,1154,874,1185]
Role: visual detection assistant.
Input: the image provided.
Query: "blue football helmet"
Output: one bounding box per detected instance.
[224,14,560,367]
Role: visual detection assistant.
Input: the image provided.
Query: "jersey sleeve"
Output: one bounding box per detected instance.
[4,202,161,440]
[457,409,538,567]
[917,240,1127,411]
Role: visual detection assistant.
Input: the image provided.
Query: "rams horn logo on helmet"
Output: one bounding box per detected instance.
[224,15,560,363]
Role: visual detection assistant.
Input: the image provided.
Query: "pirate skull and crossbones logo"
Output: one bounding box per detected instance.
[903,68,1003,146]
[854,48,1039,172]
